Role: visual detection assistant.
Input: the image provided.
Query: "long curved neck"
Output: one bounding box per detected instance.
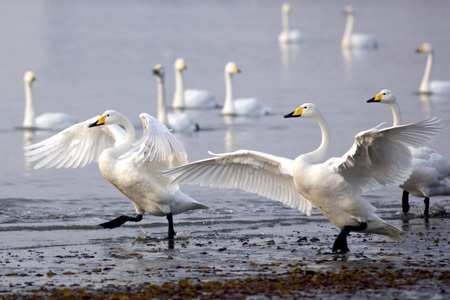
[302,113,330,164]
[420,51,433,93]
[341,13,354,48]
[282,11,290,34]
[387,101,402,126]
[173,68,184,108]
[222,71,234,115]
[23,81,35,128]
[109,118,135,158]
[156,75,168,126]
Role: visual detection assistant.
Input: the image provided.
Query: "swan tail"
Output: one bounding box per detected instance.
[365,220,405,242]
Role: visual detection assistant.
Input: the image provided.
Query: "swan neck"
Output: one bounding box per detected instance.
[388,102,402,126]
[341,13,354,48]
[282,10,290,34]
[23,81,35,128]
[156,75,168,126]
[173,68,184,108]
[420,51,433,93]
[110,118,135,158]
[222,72,234,115]
[303,113,330,163]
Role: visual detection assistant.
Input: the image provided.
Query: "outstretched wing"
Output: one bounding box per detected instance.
[164,149,313,215]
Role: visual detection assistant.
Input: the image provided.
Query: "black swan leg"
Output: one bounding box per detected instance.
[424,197,430,217]
[332,222,368,254]
[99,214,143,229]
[402,190,410,214]
[167,213,176,239]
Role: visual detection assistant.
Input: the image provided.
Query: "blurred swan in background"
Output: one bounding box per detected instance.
[153,64,199,132]
[24,110,207,238]
[416,43,450,95]
[172,58,218,109]
[22,71,78,130]
[367,89,449,217]
[165,103,441,253]
[222,62,270,116]
[278,3,302,44]
[341,6,377,49]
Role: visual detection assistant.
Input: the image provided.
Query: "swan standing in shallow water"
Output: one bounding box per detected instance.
[367,89,449,216]
[22,71,78,130]
[24,110,207,238]
[165,103,440,253]
[222,62,270,116]
[278,3,302,44]
[341,6,377,49]
[153,65,199,132]
[172,58,218,109]
[416,43,450,95]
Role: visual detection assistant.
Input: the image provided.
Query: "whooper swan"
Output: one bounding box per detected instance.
[222,62,270,116]
[24,110,207,238]
[416,43,450,95]
[164,103,441,253]
[341,6,377,49]
[172,58,218,109]
[22,71,78,130]
[367,89,449,216]
[278,3,302,44]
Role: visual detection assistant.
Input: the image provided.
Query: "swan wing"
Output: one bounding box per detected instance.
[164,149,313,215]
[24,116,124,169]
[330,118,442,193]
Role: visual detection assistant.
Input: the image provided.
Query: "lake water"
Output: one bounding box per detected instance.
[1,0,449,297]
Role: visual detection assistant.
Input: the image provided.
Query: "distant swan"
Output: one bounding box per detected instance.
[222,62,270,116]
[24,110,207,238]
[416,43,450,95]
[172,58,218,109]
[165,103,440,253]
[153,65,199,132]
[278,3,302,44]
[341,6,377,49]
[22,71,78,130]
[367,89,449,216]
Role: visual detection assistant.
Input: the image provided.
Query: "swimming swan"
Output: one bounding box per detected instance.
[341,6,377,49]
[416,43,450,95]
[22,71,78,130]
[367,89,449,216]
[222,62,270,116]
[172,58,218,109]
[153,65,199,132]
[24,110,207,238]
[278,3,302,44]
[164,103,441,253]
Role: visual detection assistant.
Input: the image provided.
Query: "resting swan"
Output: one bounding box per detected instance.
[416,43,450,95]
[222,62,270,116]
[278,3,302,44]
[24,110,207,238]
[153,65,199,132]
[164,103,441,253]
[341,6,377,49]
[367,89,449,216]
[22,71,78,130]
[172,58,218,109]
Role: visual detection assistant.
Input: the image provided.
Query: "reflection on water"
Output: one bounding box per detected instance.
[419,93,433,119]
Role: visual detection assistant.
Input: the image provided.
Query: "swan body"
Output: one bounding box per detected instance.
[222,62,270,116]
[341,6,377,49]
[153,65,199,132]
[278,3,302,44]
[367,89,450,216]
[165,103,441,253]
[172,58,218,109]
[24,110,207,238]
[22,71,78,130]
[416,43,450,95]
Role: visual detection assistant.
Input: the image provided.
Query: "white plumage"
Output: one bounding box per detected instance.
[341,6,377,49]
[278,3,302,44]
[416,43,450,95]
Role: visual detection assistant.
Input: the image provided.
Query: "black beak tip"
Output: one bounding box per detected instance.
[366,98,375,103]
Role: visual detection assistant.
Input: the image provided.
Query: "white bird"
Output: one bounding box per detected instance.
[22,71,78,130]
[222,62,270,116]
[416,43,450,95]
[341,6,377,49]
[278,3,302,44]
[367,89,450,216]
[24,110,207,238]
[172,58,218,109]
[164,103,441,253]
[153,65,199,132]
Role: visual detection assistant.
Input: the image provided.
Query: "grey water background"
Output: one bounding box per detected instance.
[1,0,450,296]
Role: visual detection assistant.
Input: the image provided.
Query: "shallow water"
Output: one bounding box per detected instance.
[1,0,450,297]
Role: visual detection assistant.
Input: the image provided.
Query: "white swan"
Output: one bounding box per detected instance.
[172,58,218,109]
[341,6,377,49]
[416,43,450,95]
[22,71,78,130]
[24,110,207,238]
[153,65,199,132]
[278,3,302,44]
[367,89,450,216]
[164,103,441,253]
[222,62,270,116]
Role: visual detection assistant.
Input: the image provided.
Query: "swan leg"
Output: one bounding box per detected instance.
[402,190,410,214]
[424,197,430,217]
[99,214,143,229]
[332,222,367,254]
[167,213,175,239]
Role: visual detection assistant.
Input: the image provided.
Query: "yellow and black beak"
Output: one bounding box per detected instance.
[89,115,106,128]
[366,93,382,103]
[284,107,303,118]
[416,45,425,53]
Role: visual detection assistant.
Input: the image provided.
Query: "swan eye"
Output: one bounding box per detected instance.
[383,93,386,95]
[106,114,110,117]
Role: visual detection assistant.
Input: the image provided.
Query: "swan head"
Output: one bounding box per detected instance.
[416,43,433,54]
[225,62,241,75]
[89,110,124,127]
[282,3,291,14]
[284,103,318,118]
[344,5,354,16]
[153,64,164,78]
[174,58,187,71]
[24,71,36,84]
[367,89,397,104]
